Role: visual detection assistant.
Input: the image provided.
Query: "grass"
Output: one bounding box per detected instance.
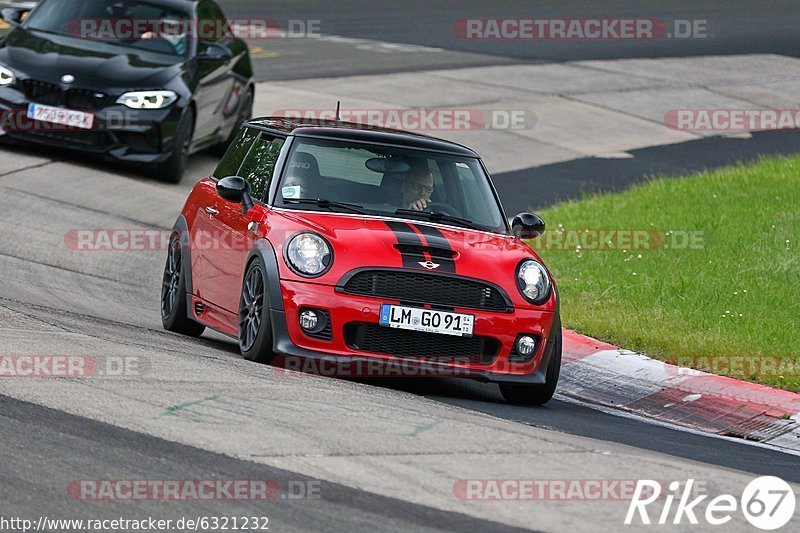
[531,155,800,392]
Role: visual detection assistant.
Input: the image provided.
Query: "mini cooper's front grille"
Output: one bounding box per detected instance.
[18,79,115,110]
[344,322,499,364]
[340,270,511,312]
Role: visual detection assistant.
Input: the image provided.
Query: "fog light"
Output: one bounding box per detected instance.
[516,335,536,356]
[300,310,319,331]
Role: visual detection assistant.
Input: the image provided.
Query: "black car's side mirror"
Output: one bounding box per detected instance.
[217,176,254,214]
[198,43,234,63]
[1,7,27,27]
[512,213,546,239]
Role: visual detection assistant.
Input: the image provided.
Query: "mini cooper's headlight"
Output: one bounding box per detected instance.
[116,90,178,109]
[0,64,15,86]
[516,259,551,304]
[286,233,332,277]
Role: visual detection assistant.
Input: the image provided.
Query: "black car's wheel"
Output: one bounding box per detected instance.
[161,233,205,337]
[238,258,275,364]
[499,328,562,406]
[154,108,194,184]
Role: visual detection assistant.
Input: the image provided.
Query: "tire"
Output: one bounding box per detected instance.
[211,87,253,156]
[161,233,205,337]
[238,258,275,364]
[499,328,562,406]
[154,108,194,184]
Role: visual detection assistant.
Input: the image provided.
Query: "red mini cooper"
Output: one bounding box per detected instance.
[161,118,561,405]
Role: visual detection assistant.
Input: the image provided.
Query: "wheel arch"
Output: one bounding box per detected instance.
[246,239,284,313]
[170,215,194,317]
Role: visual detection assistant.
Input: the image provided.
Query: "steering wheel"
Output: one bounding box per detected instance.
[425,201,459,217]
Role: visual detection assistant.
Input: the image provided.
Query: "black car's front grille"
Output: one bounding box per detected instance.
[344,322,499,364]
[340,270,511,312]
[18,79,114,110]
[12,129,112,150]
[116,130,160,154]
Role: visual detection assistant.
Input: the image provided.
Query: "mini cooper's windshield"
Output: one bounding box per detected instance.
[276,137,508,233]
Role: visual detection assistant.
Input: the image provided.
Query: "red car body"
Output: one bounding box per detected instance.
[163,118,561,404]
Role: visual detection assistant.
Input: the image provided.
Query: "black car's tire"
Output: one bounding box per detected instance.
[238,258,275,364]
[211,87,253,156]
[499,328,562,406]
[161,233,205,337]
[154,108,194,184]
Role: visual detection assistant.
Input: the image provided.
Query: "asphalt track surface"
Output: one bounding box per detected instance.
[1,2,799,531]
[222,0,800,81]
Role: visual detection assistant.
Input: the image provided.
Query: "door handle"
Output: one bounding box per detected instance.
[205,207,219,215]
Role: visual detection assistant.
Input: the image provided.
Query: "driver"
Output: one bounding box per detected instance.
[400,167,435,211]
[139,12,188,55]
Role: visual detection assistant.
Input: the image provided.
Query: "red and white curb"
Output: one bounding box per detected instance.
[560,330,800,453]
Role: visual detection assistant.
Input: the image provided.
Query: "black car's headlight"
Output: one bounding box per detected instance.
[0,64,15,86]
[285,233,333,277]
[516,259,551,304]
[116,90,178,109]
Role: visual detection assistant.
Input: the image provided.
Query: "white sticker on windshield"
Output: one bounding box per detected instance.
[282,185,302,199]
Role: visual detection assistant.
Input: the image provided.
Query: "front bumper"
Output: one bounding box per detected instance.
[270,279,559,384]
[0,86,182,164]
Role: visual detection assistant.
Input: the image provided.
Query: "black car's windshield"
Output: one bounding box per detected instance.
[24,0,190,57]
[277,137,508,233]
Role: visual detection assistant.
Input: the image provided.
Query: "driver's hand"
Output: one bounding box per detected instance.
[140,31,156,39]
[408,198,429,211]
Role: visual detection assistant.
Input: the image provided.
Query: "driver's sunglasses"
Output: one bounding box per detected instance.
[409,183,434,195]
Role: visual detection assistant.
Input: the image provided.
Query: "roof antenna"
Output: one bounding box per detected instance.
[335,101,341,121]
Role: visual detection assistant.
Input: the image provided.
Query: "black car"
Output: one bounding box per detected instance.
[0,0,254,182]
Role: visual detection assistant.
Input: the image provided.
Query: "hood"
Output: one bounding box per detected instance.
[0,28,183,90]
[272,210,553,309]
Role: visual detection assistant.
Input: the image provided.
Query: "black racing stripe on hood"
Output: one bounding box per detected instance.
[383,221,427,269]
[412,224,456,273]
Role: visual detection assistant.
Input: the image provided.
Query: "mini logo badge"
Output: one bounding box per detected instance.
[61,74,75,84]
[418,261,440,270]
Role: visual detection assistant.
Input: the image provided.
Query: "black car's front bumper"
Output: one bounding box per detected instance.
[0,85,183,164]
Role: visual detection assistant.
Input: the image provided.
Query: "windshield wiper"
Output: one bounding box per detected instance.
[283,198,369,215]
[394,208,485,231]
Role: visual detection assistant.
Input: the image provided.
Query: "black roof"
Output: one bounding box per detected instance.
[246,117,479,157]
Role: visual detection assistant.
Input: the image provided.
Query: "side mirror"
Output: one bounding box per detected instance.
[1,7,27,27]
[217,176,254,214]
[198,43,233,62]
[512,213,546,239]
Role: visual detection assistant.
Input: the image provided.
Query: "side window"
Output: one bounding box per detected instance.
[237,133,286,200]
[456,162,489,219]
[197,0,231,44]
[213,127,258,179]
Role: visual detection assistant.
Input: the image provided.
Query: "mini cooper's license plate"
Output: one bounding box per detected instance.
[27,103,95,130]
[379,304,474,337]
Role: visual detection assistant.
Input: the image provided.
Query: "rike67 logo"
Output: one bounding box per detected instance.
[626,476,796,530]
